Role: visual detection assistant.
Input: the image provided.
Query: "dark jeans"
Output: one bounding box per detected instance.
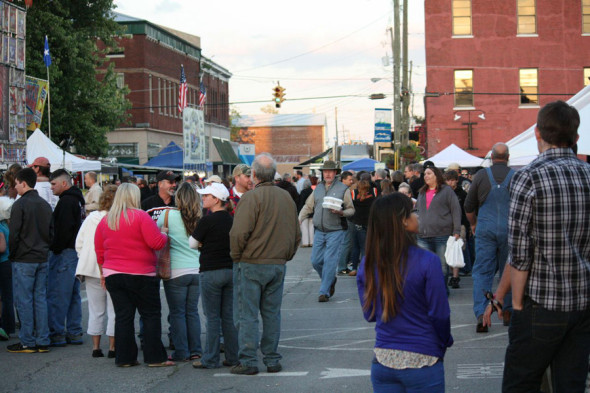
[200,269,238,368]
[106,274,168,365]
[0,261,15,334]
[503,297,590,393]
[371,357,445,392]
[349,225,367,271]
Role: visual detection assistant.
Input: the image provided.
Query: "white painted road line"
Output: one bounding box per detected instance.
[214,372,309,377]
[320,368,371,379]
[457,363,504,379]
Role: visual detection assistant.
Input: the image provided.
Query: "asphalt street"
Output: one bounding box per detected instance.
[0,247,509,393]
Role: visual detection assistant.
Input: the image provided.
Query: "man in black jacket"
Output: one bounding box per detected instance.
[142,170,179,222]
[7,168,53,353]
[47,169,85,347]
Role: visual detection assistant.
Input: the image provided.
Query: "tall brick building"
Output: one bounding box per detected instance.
[424,0,590,157]
[235,114,327,174]
[100,12,233,166]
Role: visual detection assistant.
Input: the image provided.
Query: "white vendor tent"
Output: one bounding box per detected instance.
[26,129,101,172]
[425,143,485,168]
[484,84,590,166]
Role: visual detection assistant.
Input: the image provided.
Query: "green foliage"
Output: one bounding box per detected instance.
[229,106,241,142]
[23,0,130,157]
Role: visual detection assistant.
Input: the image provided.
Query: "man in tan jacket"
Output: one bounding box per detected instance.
[83,171,102,215]
[229,153,301,376]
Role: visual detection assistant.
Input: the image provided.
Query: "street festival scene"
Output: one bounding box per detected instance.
[0,1,589,392]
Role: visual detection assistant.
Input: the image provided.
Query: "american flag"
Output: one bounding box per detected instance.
[178,65,188,113]
[198,80,207,109]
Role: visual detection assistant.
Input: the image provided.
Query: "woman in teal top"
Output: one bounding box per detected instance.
[157,182,201,361]
[0,195,14,341]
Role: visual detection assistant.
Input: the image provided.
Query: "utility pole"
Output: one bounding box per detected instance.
[392,0,401,169]
[401,0,410,148]
[334,107,339,161]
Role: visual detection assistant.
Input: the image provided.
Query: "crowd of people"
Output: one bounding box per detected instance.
[0,100,587,392]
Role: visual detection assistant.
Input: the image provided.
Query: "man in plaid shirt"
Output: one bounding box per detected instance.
[503,101,590,392]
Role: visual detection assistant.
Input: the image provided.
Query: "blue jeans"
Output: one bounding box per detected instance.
[349,225,367,271]
[12,262,50,347]
[47,249,82,339]
[337,221,354,272]
[200,269,238,368]
[233,263,286,368]
[0,261,15,334]
[472,228,512,319]
[163,273,202,360]
[417,236,449,276]
[311,230,345,296]
[106,274,168,365]
[503,297,590,393]
[371,358,445,393]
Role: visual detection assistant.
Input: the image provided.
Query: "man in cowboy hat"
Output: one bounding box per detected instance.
[299,160,355,302]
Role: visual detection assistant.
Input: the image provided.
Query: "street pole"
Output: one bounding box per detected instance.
[392,0,401,169]
[401,0,410,148]
[334,107,338,161]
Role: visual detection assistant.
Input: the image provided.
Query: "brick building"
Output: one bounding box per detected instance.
[100,12,234,167]
[235,114,327,174]
[424,0,590,157]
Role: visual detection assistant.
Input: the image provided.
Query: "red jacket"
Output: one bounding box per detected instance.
[95,209,167,275]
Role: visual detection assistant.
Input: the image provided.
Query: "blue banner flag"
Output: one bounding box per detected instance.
[43,35,51,67]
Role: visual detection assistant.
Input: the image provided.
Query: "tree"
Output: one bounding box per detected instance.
[229,107,242,142]
[260,105,278,114]
[22,0,130,157]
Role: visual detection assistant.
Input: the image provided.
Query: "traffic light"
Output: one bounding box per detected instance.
[273,84,286,108]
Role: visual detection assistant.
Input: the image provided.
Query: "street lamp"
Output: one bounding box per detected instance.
[453,110,485,150]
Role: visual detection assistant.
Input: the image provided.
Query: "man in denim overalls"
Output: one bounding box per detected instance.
[465,143,514,333]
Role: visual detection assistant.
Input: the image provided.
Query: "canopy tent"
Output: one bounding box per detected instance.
[143,141,183,168]
[26,129,101,172]
[342,157,379,172]
[425,143,485,168]
[483,84,590,166]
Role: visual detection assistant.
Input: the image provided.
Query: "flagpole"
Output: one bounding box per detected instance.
[46,65,51,139]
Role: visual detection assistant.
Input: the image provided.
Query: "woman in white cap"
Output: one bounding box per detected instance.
[190,183,238,369]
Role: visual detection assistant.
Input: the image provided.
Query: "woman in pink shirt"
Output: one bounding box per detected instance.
[94,183,172,367]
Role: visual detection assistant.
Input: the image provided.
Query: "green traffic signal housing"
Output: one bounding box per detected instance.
[273,85,286,108]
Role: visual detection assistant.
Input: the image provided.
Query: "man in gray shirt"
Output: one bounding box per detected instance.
[464,143,514,333]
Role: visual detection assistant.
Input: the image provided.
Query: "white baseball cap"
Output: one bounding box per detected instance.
[197,182,229,201]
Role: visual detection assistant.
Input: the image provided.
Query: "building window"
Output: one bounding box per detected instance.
[107,143,137,158]
[454,70,473,107]
[158,78,162,115]
[583,0,590,34]
[116,73,125,89]
[163,80,168,116]
[520,68,538,105]
[452,0,472,36]
[517,0,536,35]
[584,68,590,86]
[149,75,153,113]
[168,80,173,117]
[147,143,161,159]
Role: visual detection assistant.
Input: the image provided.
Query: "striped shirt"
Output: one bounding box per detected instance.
[508,147,590,312]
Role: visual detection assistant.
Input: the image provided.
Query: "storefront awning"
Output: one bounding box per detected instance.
[212,138,241,165]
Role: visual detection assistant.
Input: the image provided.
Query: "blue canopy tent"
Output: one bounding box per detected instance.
[342,157,379,172]
[143,141,183,168]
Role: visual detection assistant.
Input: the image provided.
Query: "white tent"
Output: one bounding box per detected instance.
[484,84,590,166]
[26,129,101,172]
[425,143,485,168]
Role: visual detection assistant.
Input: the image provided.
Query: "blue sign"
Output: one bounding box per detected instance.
[374,108,392,143]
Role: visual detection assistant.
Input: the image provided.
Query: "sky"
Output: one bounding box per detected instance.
[113,0,426,147]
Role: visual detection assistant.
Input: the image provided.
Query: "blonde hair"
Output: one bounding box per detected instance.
[107,183,141,230]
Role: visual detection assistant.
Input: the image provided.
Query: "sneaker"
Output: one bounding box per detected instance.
[7,342,37,353]
[476,315,488,333]
[108,350,116,359]
[50,336,67,347]
[230,364,259,375]
[36,345,50,353]
[192,360,209,369]
[0,328,9,341]
[329,277,337,297]
[67,334,84,345]
[348,270,357,277]
[337,269,351,276]
[92,349,104,358]
[451,277,460,289]
[267,363,282,373]
[318,294,329,302]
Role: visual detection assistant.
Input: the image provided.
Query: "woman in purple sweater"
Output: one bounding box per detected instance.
[357,193,453,392]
